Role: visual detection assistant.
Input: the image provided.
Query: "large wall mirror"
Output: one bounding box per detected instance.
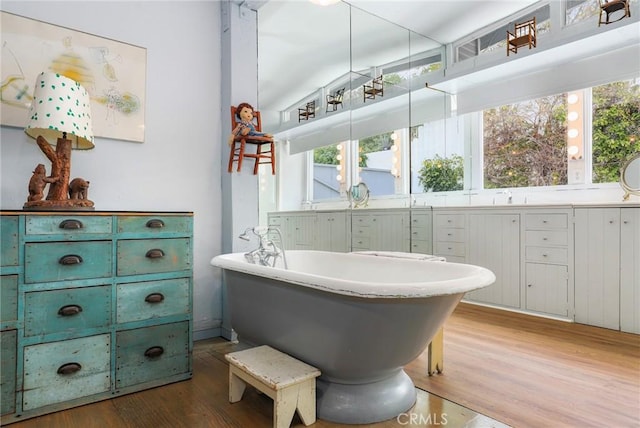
[257,1,454,216]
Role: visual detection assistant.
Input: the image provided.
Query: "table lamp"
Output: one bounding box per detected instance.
[23,72,95,210]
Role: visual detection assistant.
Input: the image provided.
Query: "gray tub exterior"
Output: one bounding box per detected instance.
[223,268,466,424]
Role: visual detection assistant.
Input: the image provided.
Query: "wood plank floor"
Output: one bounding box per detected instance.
[5,303,639,428]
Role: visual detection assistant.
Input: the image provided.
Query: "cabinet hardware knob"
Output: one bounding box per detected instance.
[527,284,533,287]
[58,304,83,316]
[542,254,548,257]
[145,293,165,303]
[543,237,548,240]
[609,220,614,224]
[59,219,83,230]
[57,362,82,375]
[145,249,165,258]
[146,219,165,228]
[59,254,83,265]
[144,346,165,359]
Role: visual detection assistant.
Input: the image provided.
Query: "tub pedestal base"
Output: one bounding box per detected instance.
[316,369,416,424]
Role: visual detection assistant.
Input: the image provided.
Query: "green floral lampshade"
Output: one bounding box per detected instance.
[25,72,94,149]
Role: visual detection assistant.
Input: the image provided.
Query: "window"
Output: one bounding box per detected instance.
[312,143,346,201]
[482,77,640,189]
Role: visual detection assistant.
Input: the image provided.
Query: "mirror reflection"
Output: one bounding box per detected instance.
[621,154,640,200]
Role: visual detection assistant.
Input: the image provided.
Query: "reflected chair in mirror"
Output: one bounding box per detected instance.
[326,87,345,112]
[506,17,537,56]
[298,101,316,122]
[599,0,630,26]
[228,106,276,175]
[363,75,384,102]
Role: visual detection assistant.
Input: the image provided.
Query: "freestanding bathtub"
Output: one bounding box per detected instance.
[211,250,495,424]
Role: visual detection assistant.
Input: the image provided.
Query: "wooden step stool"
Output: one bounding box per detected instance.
[225,345,321,428]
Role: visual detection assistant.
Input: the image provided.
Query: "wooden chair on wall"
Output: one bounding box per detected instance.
[598,0,630,26]
[363,75,384,102]
[298,101,316,122]
[506,17,537,56]
[326,87,345,112]
[228,106,275,175]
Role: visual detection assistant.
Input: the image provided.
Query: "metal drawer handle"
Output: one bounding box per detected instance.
[58,304,83,316]
[145,293,165,304]
[145,249,165,258]
[144,346,165,359]
[59,254,83,265]
[57,362,82,375]
[59,219,83,230]
[146,219,165,228]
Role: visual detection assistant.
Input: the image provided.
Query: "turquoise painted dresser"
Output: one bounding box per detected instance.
[0,211,193,424]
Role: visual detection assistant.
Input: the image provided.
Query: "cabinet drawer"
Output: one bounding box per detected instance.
[25,215,112,236]
[352,215,374,227]
[410,226,430,241]
[116,321,190,388]
[268,216,281,227]
[411,240,433,254]
[436,228,465,242]
[1,330,17,416]
[351,236,371,249]
[525,230,568,246]
[24,241,113,283]
[410,214,431,227]
[1,275,18,325]
[117,215,192,236]
[525,213,567,230]
[24,286,111,337]
[525,246,568,264]
[435,214,465,229]
[117,278,191,324]
[117,238,191,276]
[352,226,370,238]
[22,334,111,411]
[1,216,19,267]
[435,241,465,257]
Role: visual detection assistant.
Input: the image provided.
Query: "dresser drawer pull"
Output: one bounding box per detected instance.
[59,219,83,230]
[58,304,83,316]
[145,293,165,303]
[59,254,83,265]
[146,219,165,229]
[144,346,165,359]
[57,362,82,375]
[145,249,165,258]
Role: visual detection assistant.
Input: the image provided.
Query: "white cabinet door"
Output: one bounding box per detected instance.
[574,208,620,330]
[466,213,520,308]
[316,211,349,252]
[620,208,640,334]
[525,263,568,316]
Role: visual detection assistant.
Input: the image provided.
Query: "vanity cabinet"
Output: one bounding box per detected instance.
[466,213,520,309]
[523,210,572,318]
[574,207,640,333]
[0,211,193,425]
[433,211,466,263]
[268,212,315,250]
[316,211,350,252]
[351,209,410,252]
[409,209,433,255]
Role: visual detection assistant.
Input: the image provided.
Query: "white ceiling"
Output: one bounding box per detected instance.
[257,0,540,112]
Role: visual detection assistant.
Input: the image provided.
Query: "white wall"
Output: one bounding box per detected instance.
[0,1,224,339]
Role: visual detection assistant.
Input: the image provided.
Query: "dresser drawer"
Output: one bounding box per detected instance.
[525,230,568,246]
[525,246,568,264]
[117,238,191,276]
[24,241,113,283]
[435,241,465,257]
[22,334,111,411]
[435,214,465,229]
[117,215,192,236]
[1,330,17,416]
[117,278,191,324]
[1,216,19,267]
[410,214,431,228]
[525,213,567,230]
[1,275,18,325]
[25,215,112,236]
[24,286,111,337]
[436,228,466,242]
[116,321,190,388]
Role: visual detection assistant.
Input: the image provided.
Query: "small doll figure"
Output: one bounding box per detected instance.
[228,102,273,146]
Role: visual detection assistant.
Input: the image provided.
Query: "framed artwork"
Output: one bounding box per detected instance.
[1,11,146,143]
